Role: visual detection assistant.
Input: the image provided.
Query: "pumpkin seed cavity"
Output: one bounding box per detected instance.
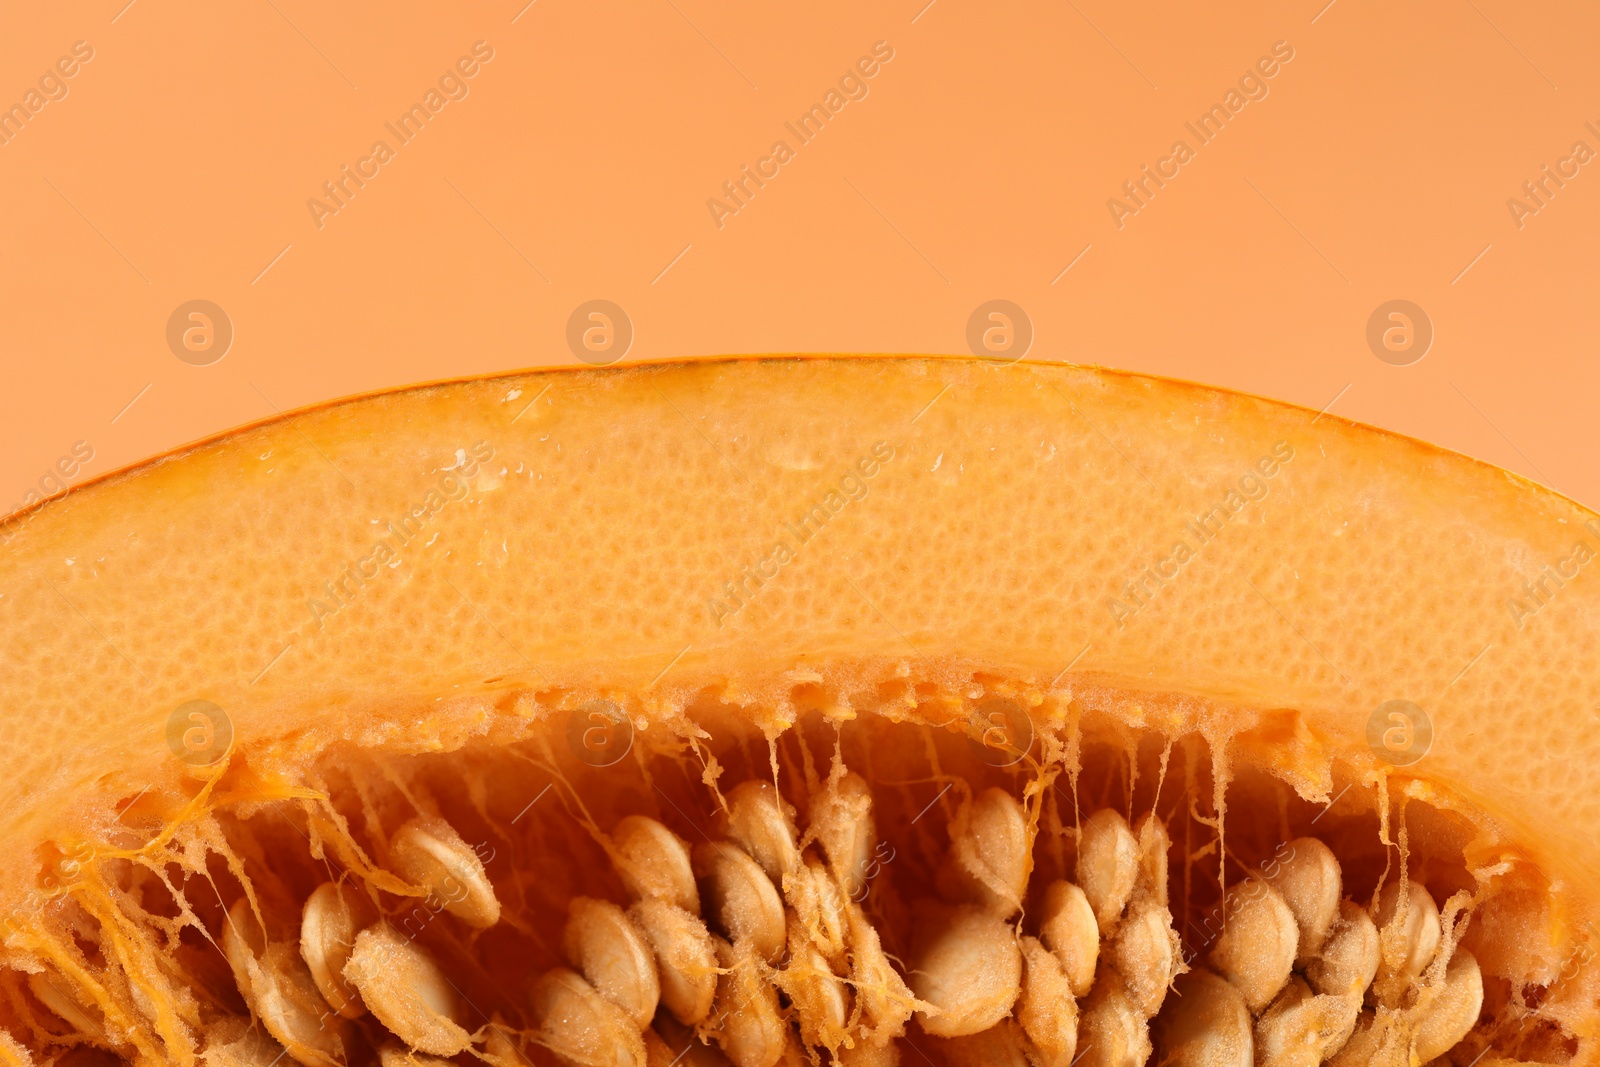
[0,707,1574,1067]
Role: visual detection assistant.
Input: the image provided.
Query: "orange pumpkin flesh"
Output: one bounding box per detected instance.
[0,357,1595,1066]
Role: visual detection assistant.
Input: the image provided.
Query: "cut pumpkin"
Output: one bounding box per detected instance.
[0,356,1595,1067]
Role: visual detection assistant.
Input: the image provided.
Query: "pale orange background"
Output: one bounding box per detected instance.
[2,1,1597,509]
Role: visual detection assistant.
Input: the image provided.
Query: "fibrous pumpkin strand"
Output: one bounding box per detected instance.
[10,756,1509,1067]
[1372,878,1442,1001]
[773,924,849,1055]
[842,901,919,1048]
[788,857,849,965]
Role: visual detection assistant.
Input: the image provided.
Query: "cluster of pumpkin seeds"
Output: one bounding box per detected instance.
[559,772,917,1066]
[224,815,496,1067]
[16,773,1491,1067]
[1160,838,1482,1067]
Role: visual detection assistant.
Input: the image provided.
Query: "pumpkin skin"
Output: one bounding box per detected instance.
[0,356,1596,1063]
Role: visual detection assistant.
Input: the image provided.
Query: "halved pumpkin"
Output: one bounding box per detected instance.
[0,357,1594,1067]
